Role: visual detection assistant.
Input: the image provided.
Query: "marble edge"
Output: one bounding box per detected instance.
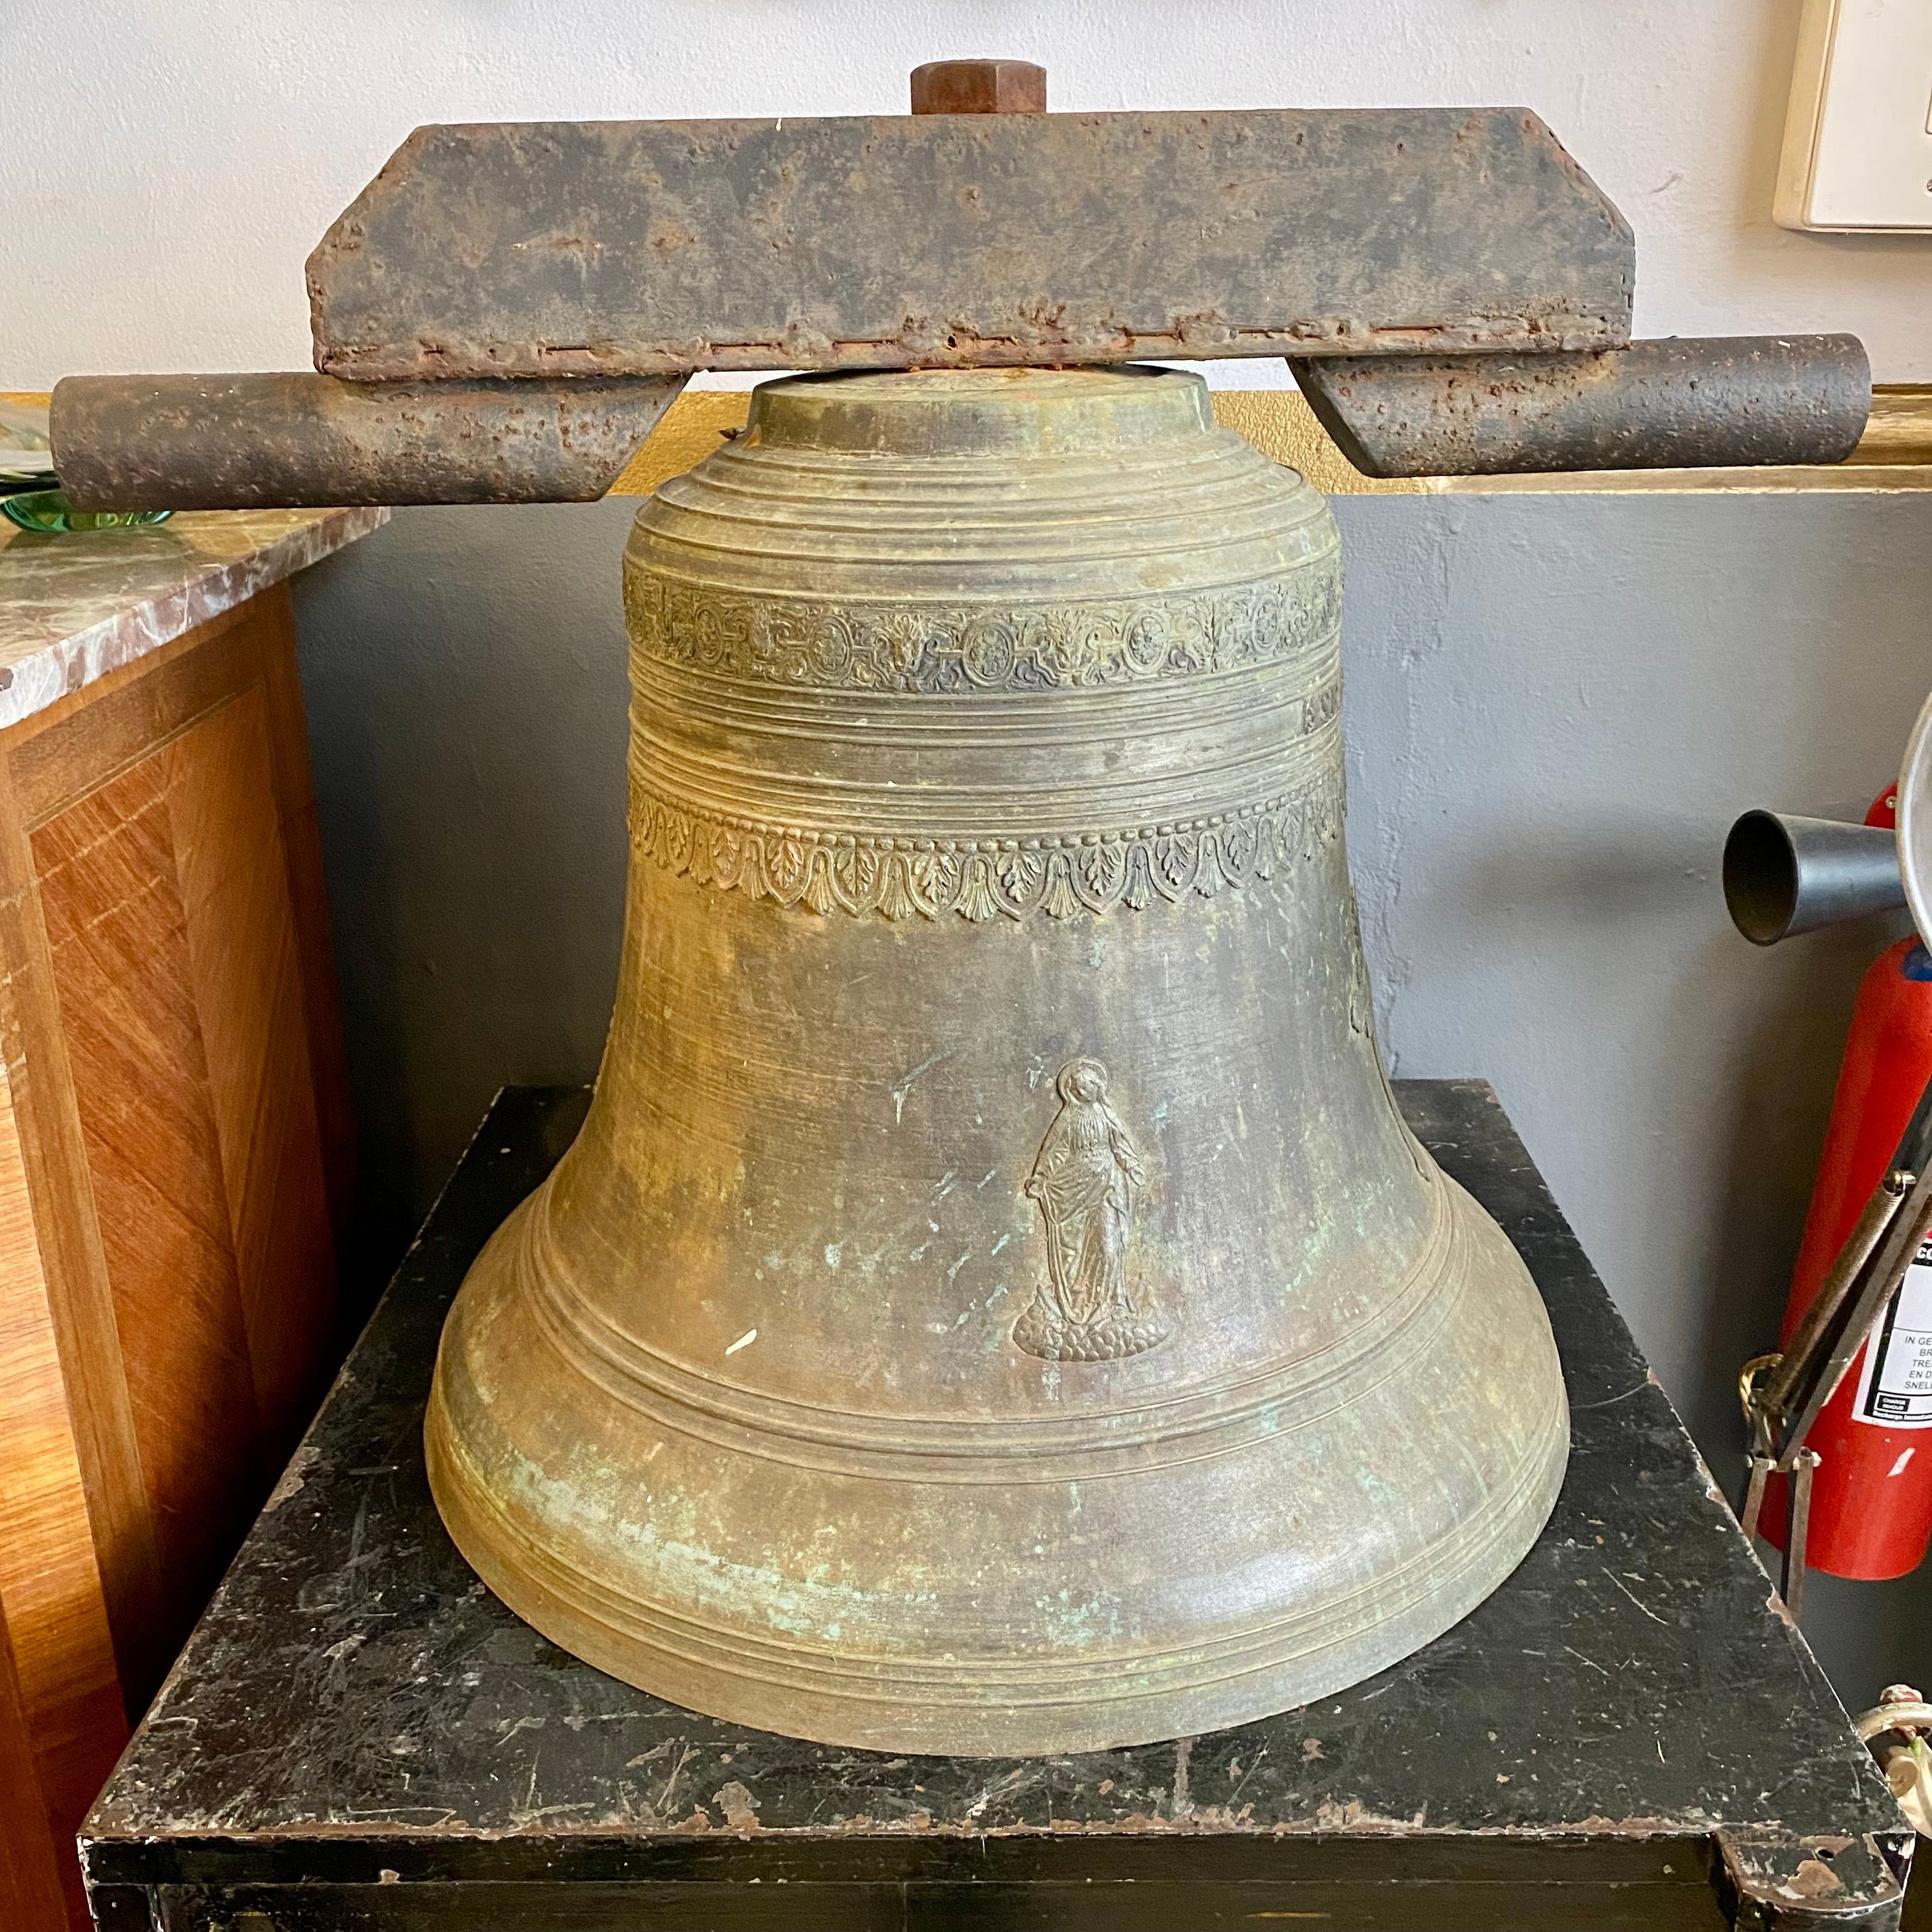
[0,506,388,733]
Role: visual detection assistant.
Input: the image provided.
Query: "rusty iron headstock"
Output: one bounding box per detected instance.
[52,63,1869,508]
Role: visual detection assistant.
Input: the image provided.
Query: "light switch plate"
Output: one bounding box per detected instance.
[1775,0,1932,232]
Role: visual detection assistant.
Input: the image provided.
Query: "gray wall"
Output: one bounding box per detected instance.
[290,483,1932,1709]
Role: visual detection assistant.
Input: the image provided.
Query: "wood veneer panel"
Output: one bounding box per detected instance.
[2,604,269,1682]
[0,587,356,1926]
[15,593,355,1230]
[252,586,355,1226]
[0,1065,127,1931]
[166,689,337,1446]
[0,1596,67,1932]
[33,747,265,1657]
[8,603,256,829]
[0,750,167,1709]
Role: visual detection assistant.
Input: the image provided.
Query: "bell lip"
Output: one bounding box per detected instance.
[423,1162,1570,1760]
[425,1122,1571,1755]
[425,1378,1567,1758]
[743,363,1215,459]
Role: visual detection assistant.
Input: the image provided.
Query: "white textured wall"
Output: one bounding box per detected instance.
[3,0,1930,384]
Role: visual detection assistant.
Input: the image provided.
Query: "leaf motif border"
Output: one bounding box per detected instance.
[630,779,1342,923]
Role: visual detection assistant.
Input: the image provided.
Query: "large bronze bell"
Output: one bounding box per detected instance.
[425,366,1568,1756]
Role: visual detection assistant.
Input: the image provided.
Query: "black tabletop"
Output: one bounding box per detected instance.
[84,1083,1908,1931]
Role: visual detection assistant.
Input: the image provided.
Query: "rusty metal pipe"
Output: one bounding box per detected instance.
[50,372,687,510]
[1290,335,1870,477]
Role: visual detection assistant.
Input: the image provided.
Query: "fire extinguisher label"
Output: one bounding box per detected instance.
[1853,1235,1932,1428]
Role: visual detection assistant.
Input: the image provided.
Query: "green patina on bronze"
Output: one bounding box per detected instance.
[424,366,1568,1756]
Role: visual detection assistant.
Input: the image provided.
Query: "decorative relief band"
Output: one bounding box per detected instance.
[624,567,1342,694]
[629,776,1342,923]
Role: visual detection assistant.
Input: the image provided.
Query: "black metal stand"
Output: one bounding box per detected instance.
[81,1083,1909,1931]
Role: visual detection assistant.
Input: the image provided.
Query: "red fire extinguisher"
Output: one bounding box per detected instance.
[1765,786,1932,1579]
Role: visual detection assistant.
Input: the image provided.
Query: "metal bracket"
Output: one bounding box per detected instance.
[1738,1438,1823,1620]
[1737,1074,1932,1621]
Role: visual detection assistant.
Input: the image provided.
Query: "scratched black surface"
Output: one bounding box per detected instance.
[85,1082,1905,1916]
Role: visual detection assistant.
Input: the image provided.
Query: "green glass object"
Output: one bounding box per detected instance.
[1,487,172,533]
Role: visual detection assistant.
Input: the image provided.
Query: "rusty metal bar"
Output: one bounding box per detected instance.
[305,107,1634,381]
[1291,335,1871,477]
[50,372,687,510]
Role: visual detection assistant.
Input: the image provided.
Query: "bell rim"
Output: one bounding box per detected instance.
[424,1355,1566,1758]
[423,1161,1569,1758]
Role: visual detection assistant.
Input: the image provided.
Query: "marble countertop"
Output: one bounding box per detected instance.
[0,505,387,733]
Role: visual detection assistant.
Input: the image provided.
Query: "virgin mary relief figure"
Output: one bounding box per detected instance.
[1013,1059,1168,1363]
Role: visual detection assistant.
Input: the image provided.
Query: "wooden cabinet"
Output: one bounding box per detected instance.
[0,512,372,1931]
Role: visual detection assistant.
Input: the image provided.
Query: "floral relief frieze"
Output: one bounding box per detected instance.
[625,567,1343,694]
